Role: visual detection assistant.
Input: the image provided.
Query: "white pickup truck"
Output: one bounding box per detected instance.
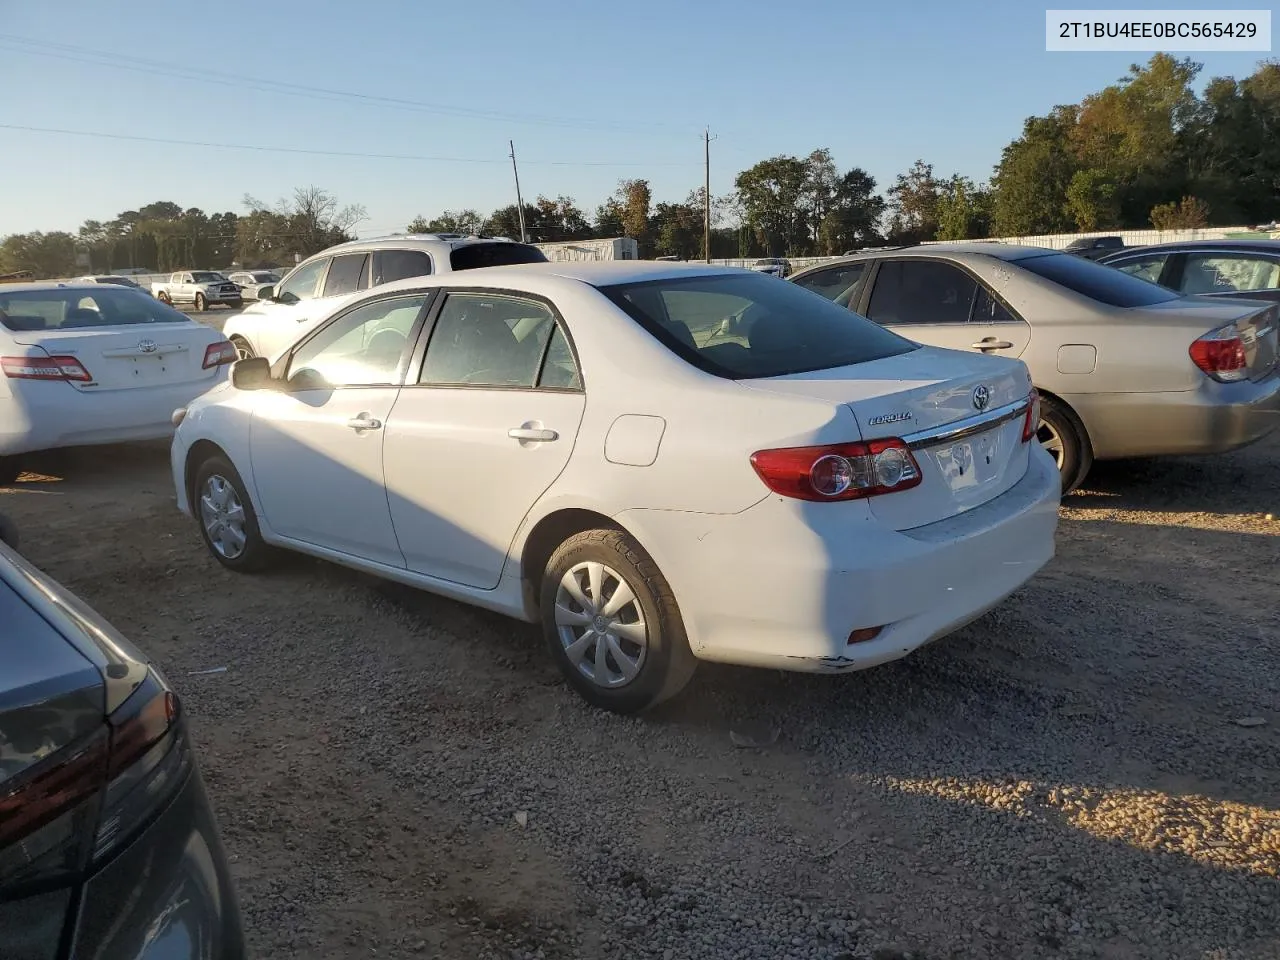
[150,271,243,311]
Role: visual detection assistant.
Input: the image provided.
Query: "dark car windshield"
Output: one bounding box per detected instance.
[1016,252,1180,307]
[190,271,223,282]
[600,272,917,379]
[449,242,548,271]
[94,276,139,286]
[0,287,192,331]
[253,273,279,282]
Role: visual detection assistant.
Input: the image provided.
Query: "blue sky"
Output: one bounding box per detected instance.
[0,0,1270,237]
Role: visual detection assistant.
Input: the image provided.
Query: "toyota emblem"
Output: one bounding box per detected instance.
[138,339,158,354]
[971,384,991,411]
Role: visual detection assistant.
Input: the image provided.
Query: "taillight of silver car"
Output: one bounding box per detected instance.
[0,671,189,893]
[1,356,93,382]
[1189,324,1249,383]
[202,341,238,369]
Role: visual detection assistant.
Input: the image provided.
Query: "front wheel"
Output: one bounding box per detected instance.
[229,335,256,360]
[193,455,273,571]
[541,528,696,713]
[194,293,206,312]
[1037,396,1092,496]
[157,291,172,304]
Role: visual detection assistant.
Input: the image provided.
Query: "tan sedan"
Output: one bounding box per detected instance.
[790,244,1280,492]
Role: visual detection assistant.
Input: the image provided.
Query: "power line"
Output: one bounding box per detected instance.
[0,34,701,134]
[0,123,698,168]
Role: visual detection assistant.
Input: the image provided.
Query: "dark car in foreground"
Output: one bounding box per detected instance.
[0,523,244,959]
[1098,239,1280,303]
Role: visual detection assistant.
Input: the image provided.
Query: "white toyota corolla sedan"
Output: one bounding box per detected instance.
[170,262,1061,712]
[0,282,236,483]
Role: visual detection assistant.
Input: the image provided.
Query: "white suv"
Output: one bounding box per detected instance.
[222,235,547,360]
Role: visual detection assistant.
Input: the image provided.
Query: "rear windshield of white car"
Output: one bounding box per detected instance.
[449,243,548,271]
[1015,252,1181,307]
[600,272,917,379]
[0,288,191,332]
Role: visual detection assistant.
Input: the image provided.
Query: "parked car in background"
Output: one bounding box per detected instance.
[221,234,548,361]
[74,275,145,289]
[151,271,243,312]
[172,261,1058,713]
[790,245,1280,493]
[1063,236,1125,260]
[749,257,791,278]
[0,283,237,484]
[1098,240,1280,303]
[0,525,245,959]
[226,270,281,302]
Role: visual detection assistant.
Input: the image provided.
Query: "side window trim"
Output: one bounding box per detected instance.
[280,289,436,387]
[403,287,584,393]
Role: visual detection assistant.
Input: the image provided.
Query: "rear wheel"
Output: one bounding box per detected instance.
[229,336,256,360]
[0,456,22,486]
[194,293,207,312]
[541,528,696,713]
[157,291,171,304]
[193,455,272,572]
[1038,396,1092,495]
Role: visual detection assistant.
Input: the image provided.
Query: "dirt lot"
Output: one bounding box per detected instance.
[3,438,1278,960]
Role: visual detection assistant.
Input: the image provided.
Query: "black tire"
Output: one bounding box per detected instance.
[0,512,18,550]
[540,528,696,714]
[227,299,243,310]
[194,293,206,312]
[229,335,256,360]
[1038,396,1092,496]
[192,455,273,572]
[0,456,21,486]
[157,291,171,304]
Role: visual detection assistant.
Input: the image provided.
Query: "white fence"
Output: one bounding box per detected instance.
[919,225,1276,250]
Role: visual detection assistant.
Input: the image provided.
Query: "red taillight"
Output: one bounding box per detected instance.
[202,340,237,369]
[1189,326,1248,383]
[1,355,93,382]
[1022,388,1040,443]
[750,438,922,502]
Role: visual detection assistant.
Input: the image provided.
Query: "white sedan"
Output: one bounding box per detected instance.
[170,262,1060,712]
[0,283,236,484]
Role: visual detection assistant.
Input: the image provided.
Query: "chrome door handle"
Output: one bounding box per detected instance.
[347,414,382,432]
[508,427,558,442]
[972,339,1013,350]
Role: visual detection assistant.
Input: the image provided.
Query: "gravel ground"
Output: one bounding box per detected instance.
[3,437,1278,960]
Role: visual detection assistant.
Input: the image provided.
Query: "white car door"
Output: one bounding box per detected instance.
[861,259,1031,358]
[247,292,432,566]
[382,290,586,589]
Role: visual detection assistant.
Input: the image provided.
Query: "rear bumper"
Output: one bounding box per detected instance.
[0,374,227,457]
[1071,373,1280,460]
[68,764,245,959]
[615,445,1061,674]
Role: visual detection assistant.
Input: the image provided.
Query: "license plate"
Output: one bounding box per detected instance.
[932,429,1002,492]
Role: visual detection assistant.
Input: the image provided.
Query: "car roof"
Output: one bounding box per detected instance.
[318,233,536,255]
[791,243,1058,277]
[0,281,117,294]
[1101,238,1280,256]
[368,259,748,296]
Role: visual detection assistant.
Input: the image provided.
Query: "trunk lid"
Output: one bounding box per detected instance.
[1142,297,1278,382]
[14,322,223,392]
[742,346,1036,529]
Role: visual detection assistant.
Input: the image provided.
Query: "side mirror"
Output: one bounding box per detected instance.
[231,356,272,390]
[258,285,275,301]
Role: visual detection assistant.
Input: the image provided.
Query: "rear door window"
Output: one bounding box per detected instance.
[793,263,868,309]
[277,258,330,303]
[322,253,369,298]
[372,250,433,286]
[1180,253,1280,295]
[1110,254,1170,284]
[865,260,977,325]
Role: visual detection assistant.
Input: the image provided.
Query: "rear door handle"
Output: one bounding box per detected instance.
[347,414,382,432]
[508,426,558,442]
[972,339,1014,350]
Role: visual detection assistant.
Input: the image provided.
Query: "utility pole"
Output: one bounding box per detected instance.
[509,140,528,243]
[703,127,716,263]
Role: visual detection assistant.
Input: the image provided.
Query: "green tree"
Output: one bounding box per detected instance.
[818,169,885,252]
[734,156,809,255]
[1150,196,1210,229]
[533,196,593,241]
[935,176,992,240]
[885,160,941,244]
[1064,169,1120,231]
[0,231,79,278]
[991,107,1080,236]
[406,209,483,235]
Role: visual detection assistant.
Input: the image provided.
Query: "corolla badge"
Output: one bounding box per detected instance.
[137,339,158,353]
[971,384,991,411]
[867,411,912,426]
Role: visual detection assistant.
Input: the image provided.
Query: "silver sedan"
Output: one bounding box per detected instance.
[790,244,1280,492]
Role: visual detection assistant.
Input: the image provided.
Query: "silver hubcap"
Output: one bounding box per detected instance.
[554,561,648,688]
[1037,419,1065,468]
[199,474,247,559]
